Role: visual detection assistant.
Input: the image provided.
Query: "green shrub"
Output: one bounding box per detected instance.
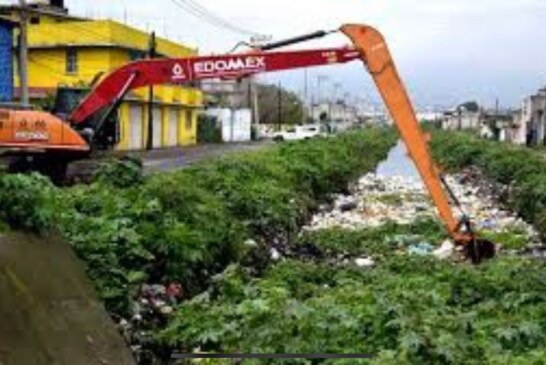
[0,128,396,317]
[96,156,143,188]
[296,218,445,257]
[162,229,546,364]
[0,173,55,231]
[430,131,546,240]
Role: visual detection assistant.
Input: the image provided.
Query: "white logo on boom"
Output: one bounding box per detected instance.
[194,56,266,75]
[172,63,186,80]
[14,131,49,141]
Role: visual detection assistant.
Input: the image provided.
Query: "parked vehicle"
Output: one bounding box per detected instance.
[272,124,326,141]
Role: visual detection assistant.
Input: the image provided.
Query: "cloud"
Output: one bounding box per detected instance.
[19,0,546,106]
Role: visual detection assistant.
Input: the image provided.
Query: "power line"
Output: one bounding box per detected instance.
[170,0,261,37]
[172,0,256,35]
[184,0,258,35]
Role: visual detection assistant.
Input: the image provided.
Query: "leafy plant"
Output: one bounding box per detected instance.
[0,128,396,319]
[96,156,143,188]
[0,173,55,231]
[162,228,546,365]
[430,130,546,241]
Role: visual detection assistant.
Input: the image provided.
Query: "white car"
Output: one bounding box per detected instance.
[272,125,326,141]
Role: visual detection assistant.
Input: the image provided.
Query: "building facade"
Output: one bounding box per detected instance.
[2,1,202,150]
[441,102,481,131]
[523,89,546,146]
[0,18,14,102]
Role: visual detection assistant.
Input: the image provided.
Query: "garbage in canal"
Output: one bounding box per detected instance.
[118,282,184,360]
[335,196,359,212]
[304,168,540,256]
[244,239,259,248]
[270,247,282,261]
[354,256,375,268]
[433,240,456,260]
[305,173,432,231]
[408,242,434,256]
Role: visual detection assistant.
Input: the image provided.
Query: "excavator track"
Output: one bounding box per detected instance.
[2,151,106,186]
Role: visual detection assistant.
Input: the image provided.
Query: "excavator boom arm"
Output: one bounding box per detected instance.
[341,25,465,241]
[69,48,360,124]
[67,24,478,247]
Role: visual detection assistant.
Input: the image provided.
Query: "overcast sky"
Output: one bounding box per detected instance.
[7,0,546,108]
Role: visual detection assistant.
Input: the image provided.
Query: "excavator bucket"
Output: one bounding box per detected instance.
[465,239,496,264]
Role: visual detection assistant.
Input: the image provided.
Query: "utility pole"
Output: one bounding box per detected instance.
[146,31,156,150]
[303,69,308,123]
[310,95,315,123]
[252,79,260,138]
[18,0,29,106]
[495,97,499,115]
[277,82,282,131]
[316,75,329,124]
[247,77,260,140]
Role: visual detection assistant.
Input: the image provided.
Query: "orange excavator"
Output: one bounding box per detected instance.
[0,24,495,262]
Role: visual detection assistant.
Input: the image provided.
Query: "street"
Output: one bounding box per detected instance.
[129,141,272,174]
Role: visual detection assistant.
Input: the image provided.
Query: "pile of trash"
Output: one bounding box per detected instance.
[304,170,540,258]
[117,282,183,362]
[307,174,431,230]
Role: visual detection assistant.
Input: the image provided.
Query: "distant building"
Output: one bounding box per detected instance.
[514,88,546,146]
[416,110,442,122]
[0,0,203,150]
[201,79,251,109]
[441,101,481,131]
[205,108,252,143]
[479,111,515,142]
[310,101,359,133]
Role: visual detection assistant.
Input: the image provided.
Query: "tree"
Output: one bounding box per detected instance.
[257,84,304,125]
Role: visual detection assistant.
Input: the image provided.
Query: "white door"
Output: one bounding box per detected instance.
[168,109,178,147]
[152,107,162,148]
[129,104,143,150]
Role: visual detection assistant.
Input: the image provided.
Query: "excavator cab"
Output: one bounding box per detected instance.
[52,87,90,120]
[53,87,120,150]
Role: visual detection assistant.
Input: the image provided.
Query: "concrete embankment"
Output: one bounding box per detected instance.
[0,232,134,365]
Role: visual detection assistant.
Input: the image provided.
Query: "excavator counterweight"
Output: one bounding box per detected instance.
[0,109,88,152]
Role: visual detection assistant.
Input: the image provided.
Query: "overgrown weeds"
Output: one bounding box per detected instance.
[162,222,546,364]
[0,128,396,317]
[430,131,546,241]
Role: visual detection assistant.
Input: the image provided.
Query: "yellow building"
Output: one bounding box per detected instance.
[2,2,202,150]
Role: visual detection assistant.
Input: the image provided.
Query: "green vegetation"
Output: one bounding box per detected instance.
[430,130,546,241]
[257,83,305,125]
[162,223,546,364]
[0,173,56,231]
[3,128,544,364]
[479,228,529,251]
[0,128,395,317]
[373,192,427,205]
[198,114,223,143]
[295,218,445,257]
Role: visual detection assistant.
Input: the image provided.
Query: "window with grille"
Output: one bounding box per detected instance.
[66,48,78,74]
